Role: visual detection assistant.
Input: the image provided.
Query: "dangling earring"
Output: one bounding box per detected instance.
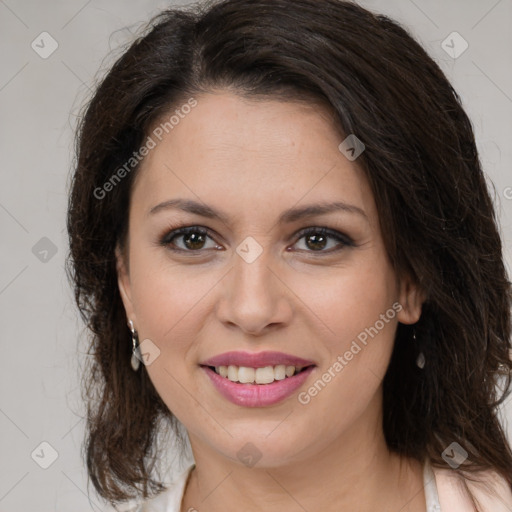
[128,319,141,371]
[414,329,425,369]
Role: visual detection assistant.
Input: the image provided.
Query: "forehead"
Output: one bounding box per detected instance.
[130,91,375,225]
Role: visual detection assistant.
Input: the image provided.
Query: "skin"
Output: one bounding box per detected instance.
[116,91,426,512]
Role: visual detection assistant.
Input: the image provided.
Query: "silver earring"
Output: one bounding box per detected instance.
[414,330,425,369]
[128,320,141,371]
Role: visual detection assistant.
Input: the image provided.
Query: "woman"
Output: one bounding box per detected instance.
[66,0,512,511]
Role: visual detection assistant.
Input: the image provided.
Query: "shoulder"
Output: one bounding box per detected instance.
[432,465,512,512]
[122,463,195,512]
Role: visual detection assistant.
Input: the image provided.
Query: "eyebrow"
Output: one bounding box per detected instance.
[148,198,368,224]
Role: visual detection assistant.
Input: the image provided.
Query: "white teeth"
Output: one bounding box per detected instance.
[238,366,255,383]
[255,366,274,384]
[214,364,305,384]
[274,364,286,381]
[227,365,238,382]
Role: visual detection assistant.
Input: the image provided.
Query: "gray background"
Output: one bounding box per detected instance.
[0,0,511,510]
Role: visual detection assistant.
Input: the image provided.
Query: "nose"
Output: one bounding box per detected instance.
[215,247,293,336]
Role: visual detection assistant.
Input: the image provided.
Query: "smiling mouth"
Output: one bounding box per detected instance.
[203,364,314,385]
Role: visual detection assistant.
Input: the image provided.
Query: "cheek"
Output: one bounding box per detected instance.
[291,252,398,351]
[128,246,215,344]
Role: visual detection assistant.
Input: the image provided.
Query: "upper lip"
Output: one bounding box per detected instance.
[201,350,316,368]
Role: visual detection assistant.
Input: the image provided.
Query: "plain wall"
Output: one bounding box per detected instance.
[1,0,511,510]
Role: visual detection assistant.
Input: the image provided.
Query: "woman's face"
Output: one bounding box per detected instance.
[117,91,423,468]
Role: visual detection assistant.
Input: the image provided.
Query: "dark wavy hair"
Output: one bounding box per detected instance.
[66,0,512,507]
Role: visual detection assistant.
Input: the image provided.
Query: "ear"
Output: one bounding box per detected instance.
[396,275,425,325]
[115,243,136,324]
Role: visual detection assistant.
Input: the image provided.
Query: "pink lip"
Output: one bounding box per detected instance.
[201,365,316,407]
[201,350,315,368]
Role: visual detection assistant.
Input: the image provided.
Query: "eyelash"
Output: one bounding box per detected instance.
[158,225,355,255]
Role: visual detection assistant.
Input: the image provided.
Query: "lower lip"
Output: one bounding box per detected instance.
[201,366,315,407]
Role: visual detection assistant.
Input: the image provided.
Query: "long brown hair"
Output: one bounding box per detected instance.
[66,0,512,507]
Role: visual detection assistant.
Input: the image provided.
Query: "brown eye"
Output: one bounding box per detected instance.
[304,233,328,251]
[161,226,221,252]
[181,231,207,250]
[292,227,353,253]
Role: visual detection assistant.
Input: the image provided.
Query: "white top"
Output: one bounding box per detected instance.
[130,459,445,512]
[423,458,442,512]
